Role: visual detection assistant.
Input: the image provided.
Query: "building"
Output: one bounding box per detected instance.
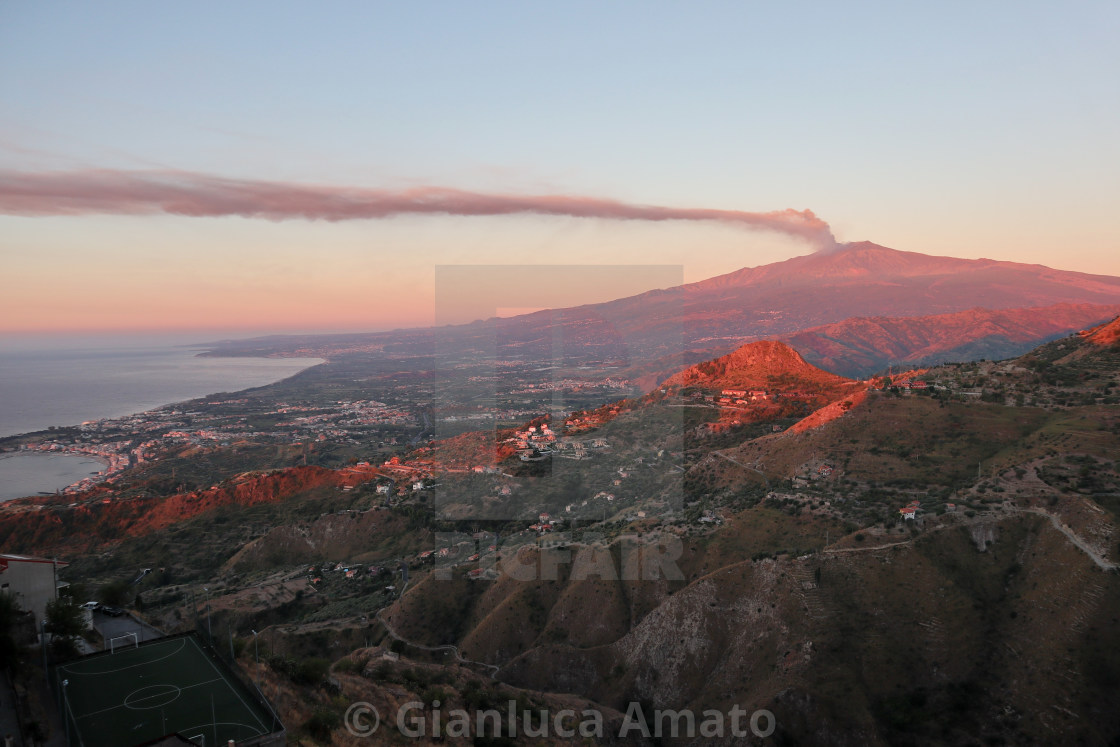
[0,553,68,624]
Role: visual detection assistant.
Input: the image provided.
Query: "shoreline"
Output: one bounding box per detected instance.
[0,351,327,496]
[0,353,326,441]
[0,451,111,501]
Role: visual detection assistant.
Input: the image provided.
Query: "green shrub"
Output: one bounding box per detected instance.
[304,708,340,740]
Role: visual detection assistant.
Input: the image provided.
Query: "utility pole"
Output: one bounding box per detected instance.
[252,630,260,688]
[204,587,212,641]
[62,679,70,745]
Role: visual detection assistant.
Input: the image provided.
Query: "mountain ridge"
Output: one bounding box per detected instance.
[687,241,1120,294]
[782,302,1120,378]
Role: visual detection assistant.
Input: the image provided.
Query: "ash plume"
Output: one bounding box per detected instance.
[0,168,838,249]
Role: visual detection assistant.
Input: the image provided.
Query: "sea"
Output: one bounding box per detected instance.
[0,334,322,499]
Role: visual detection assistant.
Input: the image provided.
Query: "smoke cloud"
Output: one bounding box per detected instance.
[0,169,838,249]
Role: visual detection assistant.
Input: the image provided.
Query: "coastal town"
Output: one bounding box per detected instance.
[0,363,644,497]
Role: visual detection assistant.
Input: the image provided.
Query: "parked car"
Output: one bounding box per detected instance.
[100,606,125,617]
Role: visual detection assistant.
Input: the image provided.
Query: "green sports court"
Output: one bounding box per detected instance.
[54,633,283,747]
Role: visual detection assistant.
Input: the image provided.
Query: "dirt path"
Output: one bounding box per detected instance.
[820,505,1117,571]
[823,539,914,554]
[375,604,500,677]
[1012,506,1118,571]
[712,450,770,490]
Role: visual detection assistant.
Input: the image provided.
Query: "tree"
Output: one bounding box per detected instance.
[44,598,85,660]
[96,580,132,607]
[0,593,23,672]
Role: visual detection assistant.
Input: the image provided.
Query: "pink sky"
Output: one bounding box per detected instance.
[3,4,1116,336]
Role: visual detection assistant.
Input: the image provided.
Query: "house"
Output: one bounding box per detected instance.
[0,554,68,624]
[900,507,918,520]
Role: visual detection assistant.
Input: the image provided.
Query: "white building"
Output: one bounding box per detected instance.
[0,553,68,624]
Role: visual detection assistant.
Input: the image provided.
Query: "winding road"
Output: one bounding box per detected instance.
[820,504,1117,571]
[374,574,501,678]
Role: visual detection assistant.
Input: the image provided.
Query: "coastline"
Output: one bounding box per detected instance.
[0,350,326,497]
[0,451,110,500]
[0,349,326,440]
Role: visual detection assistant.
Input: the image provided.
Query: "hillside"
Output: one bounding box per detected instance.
[782,302,1120,378]
[524,515,1116,745]
[1081,314,1120,347]
[662,339,854,391]
[0,465,354,556]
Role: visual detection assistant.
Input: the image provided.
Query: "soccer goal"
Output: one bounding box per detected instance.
[109,632,138,653]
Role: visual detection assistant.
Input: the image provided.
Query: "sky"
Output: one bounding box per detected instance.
[1,1,1117,337]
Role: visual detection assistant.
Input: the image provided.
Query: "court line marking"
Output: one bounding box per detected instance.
[123,684,183,710]
[78,678,224,720]
[178,721,267,740]
[188,636,269,735]
[58,638,187,676]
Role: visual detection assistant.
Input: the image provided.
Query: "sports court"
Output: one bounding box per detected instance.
[55,633,282,747]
